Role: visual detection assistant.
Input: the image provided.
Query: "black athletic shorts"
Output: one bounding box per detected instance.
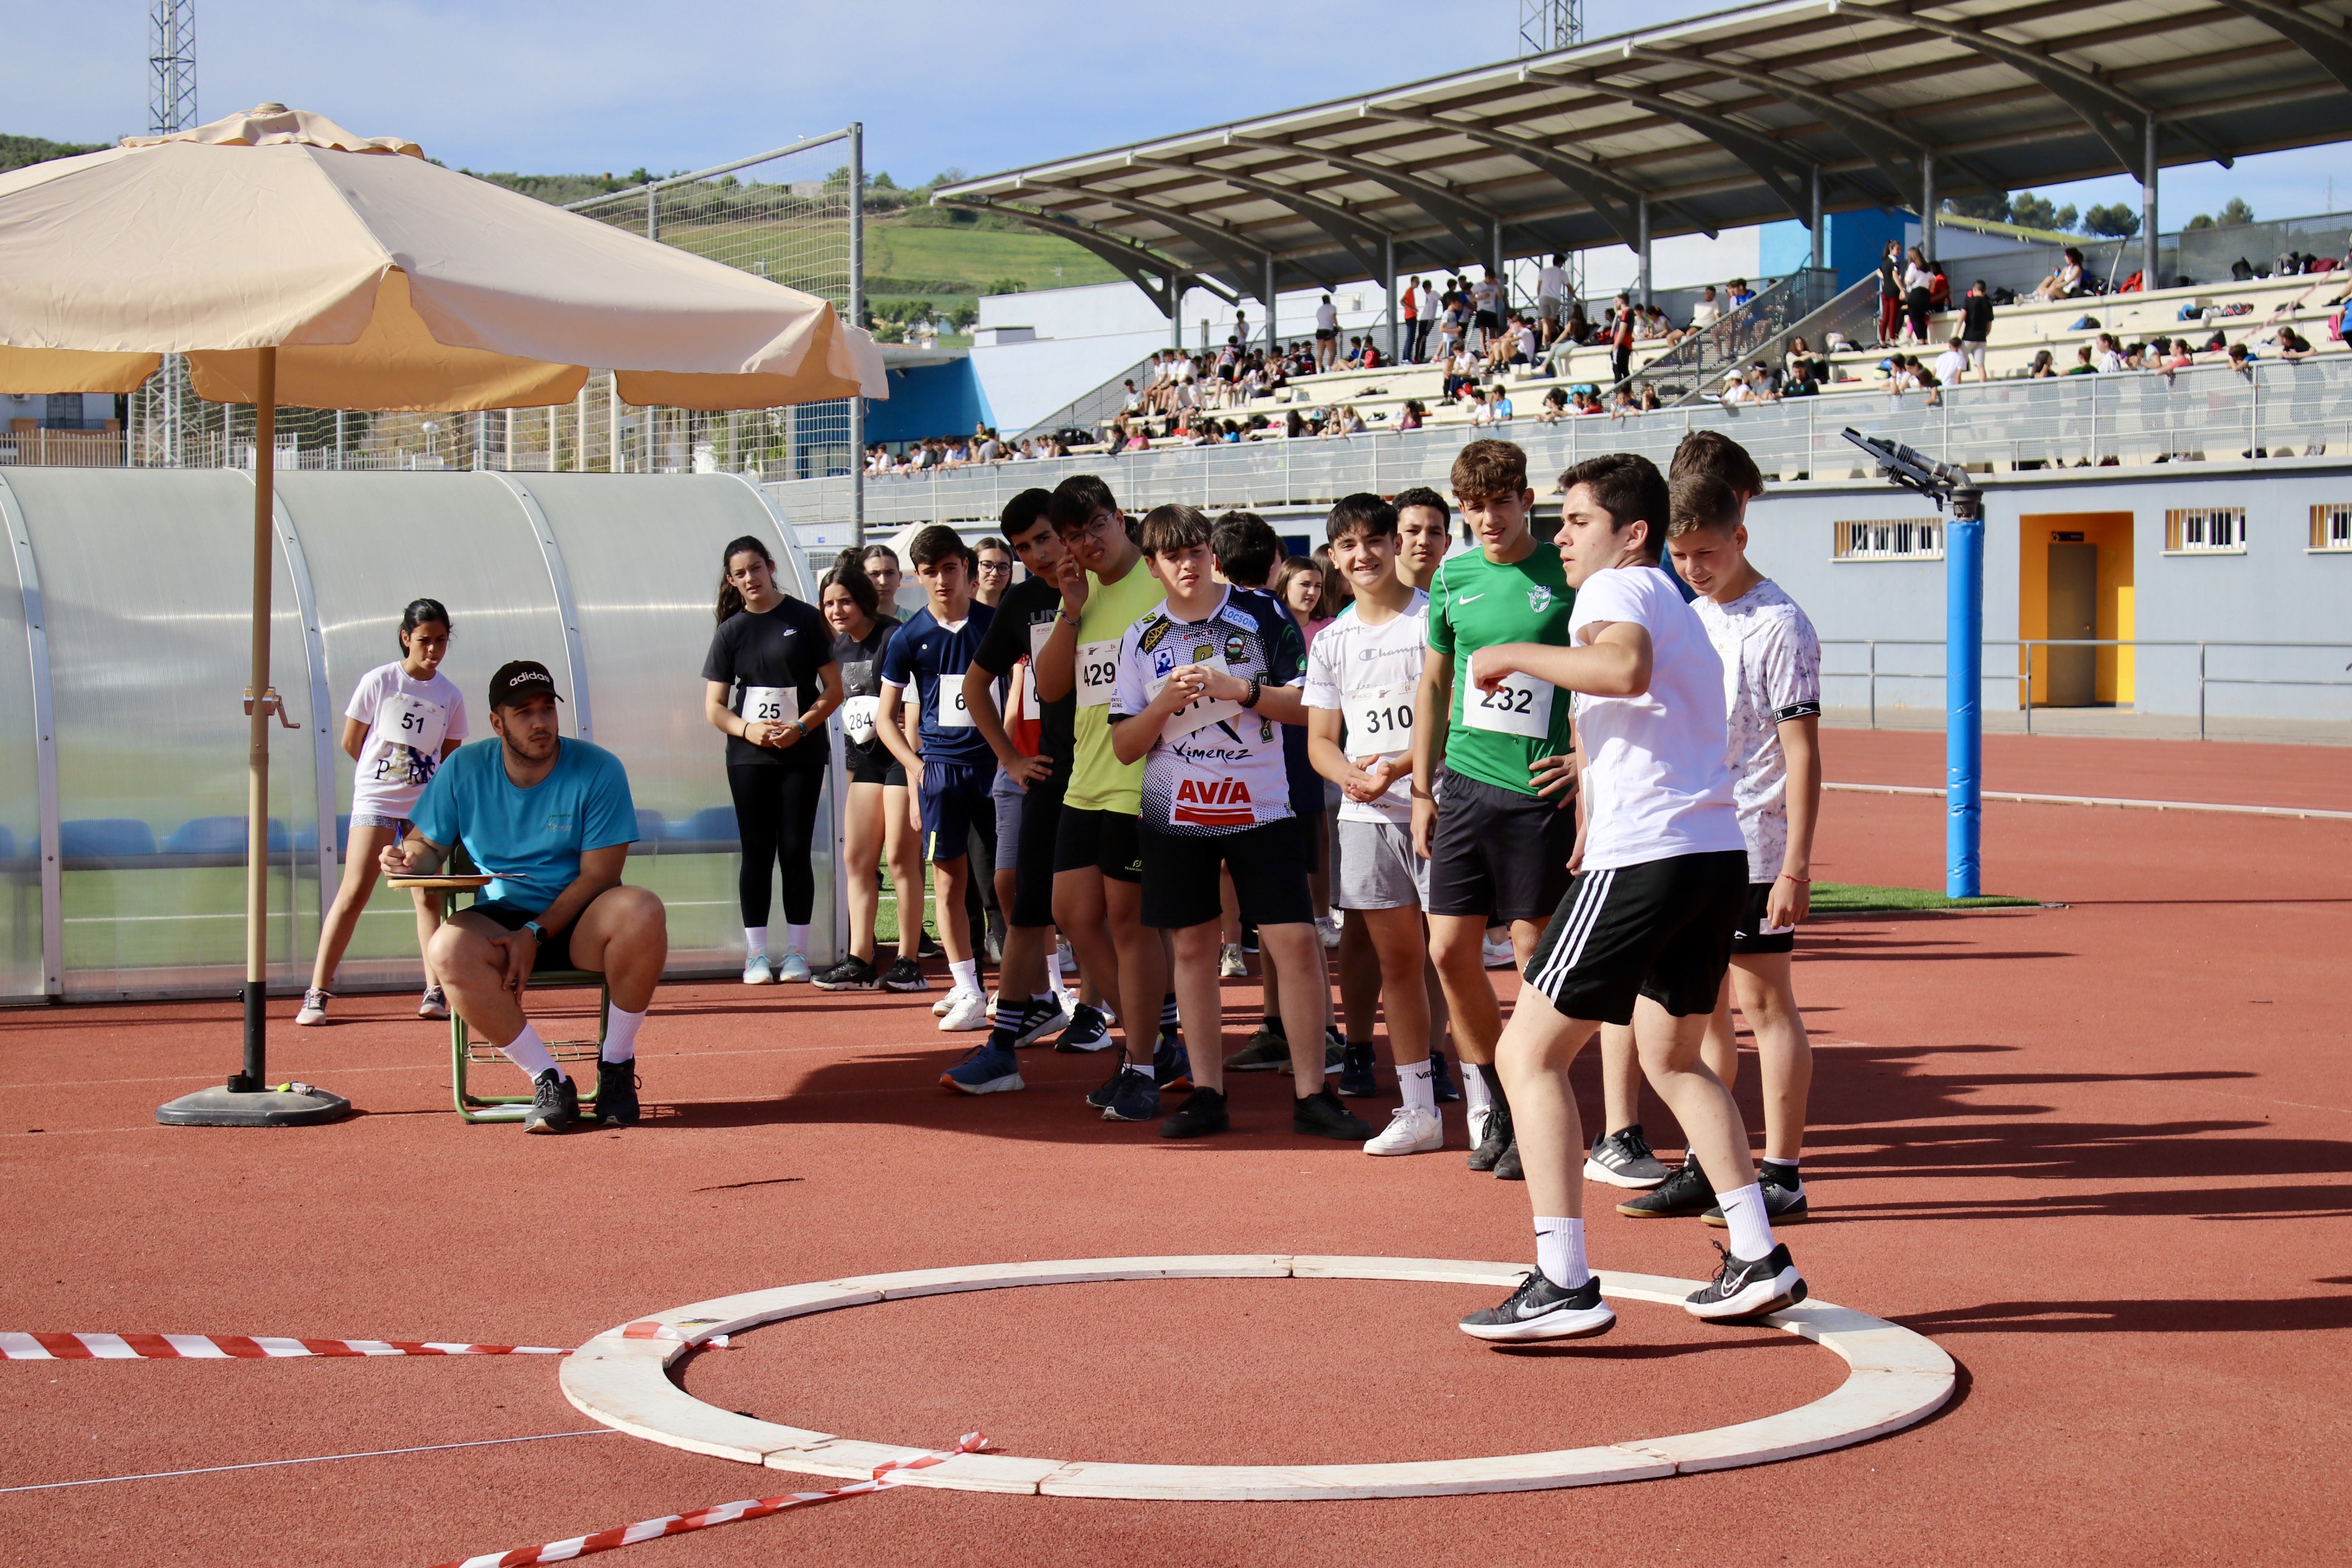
[1139,819,1314,931]
[469,898,577,974]
[1729,881,1795,955]
[1293,803,1325,873]
[1011,778,1066,929]
[1425,766,1575,922]
[846,743,906,789]
[1520,850,1747,1024]
[1052,803,1142,884]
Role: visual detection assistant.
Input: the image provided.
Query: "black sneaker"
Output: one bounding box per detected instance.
[1337,1041,1378,1099]
[1052,1002,1114,1053]
[1493,1137,1524,1181]
[880,956,929,993]
[1159,1086,1230,1139]
[1292,1087,1373,1141]
[1458,1271,1616,1343]
[1617,1155,1715,1219]
[1239,922,1259,955]
[522,1070,576,1135]
[1154,1031,1193,1093]
[1002,996,1070,1050]
[594,1060,641,1126]
[1429,1048,1463,1104]
[1085,1059,1140,1109]
[1224,1022,1289,1070]
[1703,1180,1811,1227]
[811,955,880,991]
[1099,1069,1162,1123]
[1684,1241,1808,1321]
[1467,1101,1514,1171]
[918,929,944,960]
[1584,1124,1671,1188]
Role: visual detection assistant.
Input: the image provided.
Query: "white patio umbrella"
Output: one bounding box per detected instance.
[0,104,885,1125]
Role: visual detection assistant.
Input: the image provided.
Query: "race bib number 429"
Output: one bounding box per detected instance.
[1076,639,1121,709]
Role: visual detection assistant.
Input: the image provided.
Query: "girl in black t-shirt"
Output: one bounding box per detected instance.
[809,558,925,991]
[701,535,843,985]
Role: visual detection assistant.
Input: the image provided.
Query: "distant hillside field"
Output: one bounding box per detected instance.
[867,221,1121,295]
[2,133,107,173]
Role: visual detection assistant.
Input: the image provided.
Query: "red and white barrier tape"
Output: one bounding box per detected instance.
[1,1322,727,1362]
[430,1432,989,1568]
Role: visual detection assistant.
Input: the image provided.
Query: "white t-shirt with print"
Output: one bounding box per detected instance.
[1537,263,1567,300]
[345,661,468,819]
[1302,590,1428,826]
[1693,580,1822,884]
[1568,566,1743,871]
[1315,300,1340,332]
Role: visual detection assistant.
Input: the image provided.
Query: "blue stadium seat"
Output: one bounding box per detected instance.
[0,824,14,861]
[161,816,293,855]
[60,818,158,858]
[635,808,667,845]
[666,806,737,844]
[291,815,355,855]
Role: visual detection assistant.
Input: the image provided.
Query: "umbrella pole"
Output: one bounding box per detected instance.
[159,347,348,1127]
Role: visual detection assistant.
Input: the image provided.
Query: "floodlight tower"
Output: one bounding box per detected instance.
[1518,0,1583,57]
[150,0,198,135]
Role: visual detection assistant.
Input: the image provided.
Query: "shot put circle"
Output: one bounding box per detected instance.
[561,1255,1954,1500]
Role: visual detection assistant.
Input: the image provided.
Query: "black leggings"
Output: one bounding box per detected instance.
[727,762,825,926]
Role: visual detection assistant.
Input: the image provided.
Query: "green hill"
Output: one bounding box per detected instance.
[2,133,109,174]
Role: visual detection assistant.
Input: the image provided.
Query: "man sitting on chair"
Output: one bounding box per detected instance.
[382,660,666,1133]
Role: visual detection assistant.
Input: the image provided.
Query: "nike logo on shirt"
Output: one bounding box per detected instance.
[1458,592,1485,603]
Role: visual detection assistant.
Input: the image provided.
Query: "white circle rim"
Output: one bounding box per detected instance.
[560,1254,1955,1500]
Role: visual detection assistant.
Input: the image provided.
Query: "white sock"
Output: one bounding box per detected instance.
[785,923,809,955]
[501,1023,557,1080]
[949,958,980,995]
[1398,1058,1436,1115]
[1462,1063,1494,1117]
[1717,1182,1777,1262]
[1123,1060,1153,1079]
[1533,1217,1589,1290]
[1047,946,1066,992]
[743,925,767,958]
[602,1003,645,1064]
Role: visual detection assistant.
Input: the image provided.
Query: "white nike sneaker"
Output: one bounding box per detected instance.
[296,987,331,1025]
[937,989,991,1032]
[1481,930,1515,969]
[1363,1105,1444,1155]
[933,988,962,1017]
[1218,943,1247,978]
[775,951,811,984]
[1466,1103,1496,1152]
[743,954,775,985]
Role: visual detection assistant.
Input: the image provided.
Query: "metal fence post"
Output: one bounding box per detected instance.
[2199,641,2207,739]
[1867,639,1877,729]
[2023,640,2034,734]
[849,122,867,548]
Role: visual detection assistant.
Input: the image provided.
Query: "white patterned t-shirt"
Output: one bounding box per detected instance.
[1692,579,1822,883]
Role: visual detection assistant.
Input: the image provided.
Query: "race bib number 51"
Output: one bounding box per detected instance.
[1464,671,1553,740]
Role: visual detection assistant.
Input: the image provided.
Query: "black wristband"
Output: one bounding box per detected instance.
[1243,678,1261,709]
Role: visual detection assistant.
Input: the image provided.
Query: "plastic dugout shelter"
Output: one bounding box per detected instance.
[0,465,839,1005]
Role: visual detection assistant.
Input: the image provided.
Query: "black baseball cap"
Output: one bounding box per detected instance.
[488,660,566,711]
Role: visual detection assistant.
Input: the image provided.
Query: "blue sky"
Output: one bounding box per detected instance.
[8,1,2340,228]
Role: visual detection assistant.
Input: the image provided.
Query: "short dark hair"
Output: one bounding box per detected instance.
[1559,452,1670,561]
[908,524,972,571]
[1667,472,1743,538]
[999,486,1054,538]
[1047,473,1120,535]
[1210,511,1282,586]
[1139,504,1214,557]
[1450,439,1528,502]
[1325,492,1397,543]
[1668,429,1766,500]
[1392,486,1449,522]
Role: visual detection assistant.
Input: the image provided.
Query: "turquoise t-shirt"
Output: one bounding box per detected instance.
[410,737,638,914]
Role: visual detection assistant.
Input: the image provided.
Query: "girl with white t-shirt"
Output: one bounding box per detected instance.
[298,598,469,1025]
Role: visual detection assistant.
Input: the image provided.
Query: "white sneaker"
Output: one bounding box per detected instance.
[1218,943,1247,979]
[296,987,331,1025]
[932,988,961,1017]
[937,989,991,1031]
[1466,1103,1496,1151]
[1481,930,1515,969]
[743,954,775,985]
[775,951,811,983]
[1364,1104,1445,1155]
[1055,937,1076,969]
[1318,913,1344,949]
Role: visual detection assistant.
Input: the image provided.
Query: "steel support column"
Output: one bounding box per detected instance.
[1384,233,1398,363]
[1636,198,1651,308]
[848,122,866,547]
[1811,165,1825,270]
[1921,153,1936,260]
[1264,254,1278,352]
[2142,116,2160,289]
[0,473,61,998]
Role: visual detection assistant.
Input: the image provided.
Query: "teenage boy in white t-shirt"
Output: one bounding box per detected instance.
[1457,452,1807,1343]
[1305,494,1440,1155]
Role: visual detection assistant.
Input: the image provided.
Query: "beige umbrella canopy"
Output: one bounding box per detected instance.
[0,104,884,1123]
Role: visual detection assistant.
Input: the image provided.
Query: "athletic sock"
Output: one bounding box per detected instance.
[1161,992,1180,1033]
[1461,1063,1494,1117]
[1398,1058,1436,1115]
[1475,1061,1511,1115]
[1046,946,1067,994]
[743,925,767,958]
[602,1004,645,1064]
[1260,1013,1286,1036]
[1123,1060,1153,1080]
[993,994,1027,1031]
[1717,1182,1777,1262]
[1533,1217,1589,1290]
[501,1023,557,1079]
[1762,1158,1802,1191]
[785,923,809,955]
[949,958,980,996]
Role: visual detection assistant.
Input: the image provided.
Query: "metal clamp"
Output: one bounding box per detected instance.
[244,686,301,729]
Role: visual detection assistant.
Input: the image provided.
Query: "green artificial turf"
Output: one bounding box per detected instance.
[1810,881,2040,913]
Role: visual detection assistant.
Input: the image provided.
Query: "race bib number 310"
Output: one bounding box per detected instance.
[1341,680,1415,755]
[1464,671,1553,740]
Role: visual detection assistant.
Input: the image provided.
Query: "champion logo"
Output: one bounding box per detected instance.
[1173,776,1255,826]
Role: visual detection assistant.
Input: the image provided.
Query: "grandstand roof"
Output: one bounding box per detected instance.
[934,0,2352,299]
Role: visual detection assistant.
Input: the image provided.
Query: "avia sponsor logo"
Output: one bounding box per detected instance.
[1172,776,1256,827]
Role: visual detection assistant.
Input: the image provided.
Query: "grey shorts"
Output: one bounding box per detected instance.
[350,812,409,834]
[993,775,1025,869]
[1333,816,1429,912]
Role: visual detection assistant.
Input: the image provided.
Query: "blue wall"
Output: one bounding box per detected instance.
[1759,208,1911,291]
[864,358,997,446]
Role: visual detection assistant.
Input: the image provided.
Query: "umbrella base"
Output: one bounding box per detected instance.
[156,1083,352,1128]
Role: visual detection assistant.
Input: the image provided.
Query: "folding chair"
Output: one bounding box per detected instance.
[437,846,607,1123]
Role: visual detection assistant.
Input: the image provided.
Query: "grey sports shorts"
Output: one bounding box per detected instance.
[1333,816,1429,912]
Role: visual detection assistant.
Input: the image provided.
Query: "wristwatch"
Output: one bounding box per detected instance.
[523,920,547,944]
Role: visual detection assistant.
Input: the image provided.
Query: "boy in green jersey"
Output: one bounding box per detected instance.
[1410,440,1580,1178]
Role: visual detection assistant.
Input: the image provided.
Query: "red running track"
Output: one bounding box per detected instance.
[0,729,2346,1566]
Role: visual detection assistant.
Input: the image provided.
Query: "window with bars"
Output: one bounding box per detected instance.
[2165,507,2246,553]
[1833,518,1943,560]
[2312,504,2352,553]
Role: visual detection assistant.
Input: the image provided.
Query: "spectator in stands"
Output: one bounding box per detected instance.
[1361,337,1384,370]
[1399,282,1420,363]
[2226,341,2256,375]
[1563,299,1593,347]
[1878,240,1905,348]
[1315,294,1341,371]
[1412,278,1437,360]
[2095,334,2128,374]
[2068,345,2097,375]
[1471,267,1503,349]
[1538,386,1570,424]
[1489,386,1514,423]
[1720,368,1755,406]
[1785,360,1820,397]
[1609,386,1639,418]
[1611,296,1636,385]
[1784,335,1828,387]
[2036,247,2088,302]
[2273,325,2313,362]
[1573,387,1606,416]
[1727,277,1755,312]
[1928,260,1951,315]
[1936,335,1971,388]
[1690,286,1721,335]
[1903,246,1935,344]
[1959,280,1994,383]
[1537,253,1569,333]
[1636,383,1662,412]
[1397,400,1425,432]
[2027,348,2057,379]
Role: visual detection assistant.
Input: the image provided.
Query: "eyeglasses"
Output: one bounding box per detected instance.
[976,558,1012,574]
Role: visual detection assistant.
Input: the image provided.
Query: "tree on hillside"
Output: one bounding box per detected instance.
[2219,196,2256,227]
[1942,192,2011,223]
[1,133,107,174]
[2008,192,2079,233]
[2083,202,2141,239]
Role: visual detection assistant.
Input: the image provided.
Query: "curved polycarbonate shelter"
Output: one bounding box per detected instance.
[0,468,837,1002]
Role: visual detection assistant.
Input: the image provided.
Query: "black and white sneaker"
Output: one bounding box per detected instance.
[1337,1041,1378,1098]
[879,956,929,993]
[1159,1086,1231,1140]
[1703,1180,1811,1227]
[595,1059,641,1126]
[1292,1087,1373,1141]
[1685,1242,1807,1321]
[1458,1272,1616,1343]
[1052,1002,1114,1053]
[522,1069,577,1135]
[1002,996,1070,1049]
[811,955,880,991]
[1584,1124,1671,1188]
[1618,1154,1714,1219]
[1467,1101,1515,1172]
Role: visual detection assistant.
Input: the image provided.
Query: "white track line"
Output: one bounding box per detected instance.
[0,1429,619,1493]
[1826,782,2352,821]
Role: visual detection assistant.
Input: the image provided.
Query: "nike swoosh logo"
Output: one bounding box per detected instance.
[1458,592,1485,603]
[1514,1298,1557,1318]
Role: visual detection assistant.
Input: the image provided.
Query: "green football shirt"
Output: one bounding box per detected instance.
[1424,542,1577,796]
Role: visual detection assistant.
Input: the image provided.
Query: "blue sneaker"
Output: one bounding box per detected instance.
[940,1041,1024,1096]
[1098,1068,1162,1123]
[1085,1057,1135,1108]
[1053,1002,1114,1053]
[1154,1031,1193,1093]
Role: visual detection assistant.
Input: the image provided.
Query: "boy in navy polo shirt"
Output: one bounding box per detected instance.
[877,525,997,1033]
